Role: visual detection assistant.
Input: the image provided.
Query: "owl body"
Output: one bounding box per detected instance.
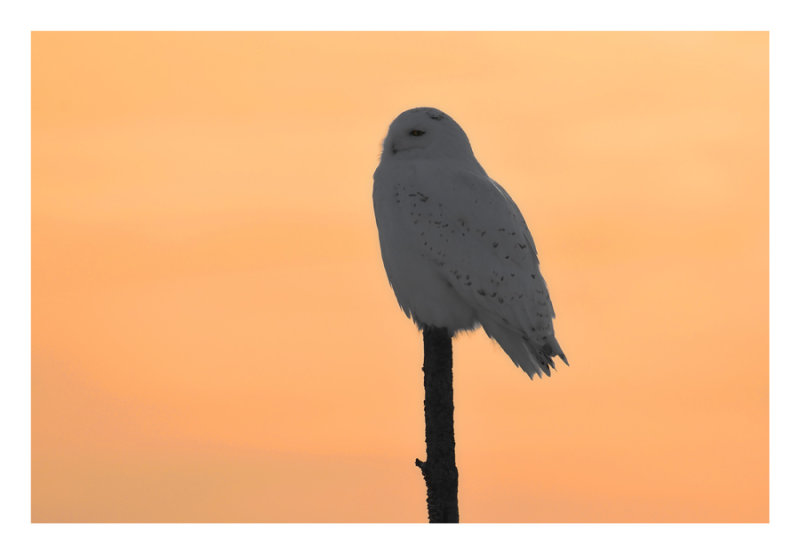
[373,157,483,331]
[372,107,567,378]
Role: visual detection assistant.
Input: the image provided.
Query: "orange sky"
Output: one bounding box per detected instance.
[31,32,768,522]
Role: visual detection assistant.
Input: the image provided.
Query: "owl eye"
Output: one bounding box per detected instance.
[409,129,426,137]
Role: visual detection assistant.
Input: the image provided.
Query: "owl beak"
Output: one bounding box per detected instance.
[391,141,398,155]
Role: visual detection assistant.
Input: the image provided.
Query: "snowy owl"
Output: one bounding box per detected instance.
[372,107,567,379]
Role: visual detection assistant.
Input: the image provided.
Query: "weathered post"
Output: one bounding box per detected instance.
[414,326,459,523]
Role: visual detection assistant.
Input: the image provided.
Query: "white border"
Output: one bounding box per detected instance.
[4,1,797,553]
[13,0,782,31]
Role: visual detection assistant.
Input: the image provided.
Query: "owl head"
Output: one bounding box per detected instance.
[381,107,478,164]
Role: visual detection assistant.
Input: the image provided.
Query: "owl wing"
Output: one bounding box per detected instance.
[404,162,567,378]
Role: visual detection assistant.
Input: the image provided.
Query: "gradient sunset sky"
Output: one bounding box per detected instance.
[31,31,767,522]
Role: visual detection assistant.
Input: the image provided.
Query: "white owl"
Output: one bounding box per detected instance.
[373,107,567,379]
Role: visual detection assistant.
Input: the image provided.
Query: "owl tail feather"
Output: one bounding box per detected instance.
[481,319,567,380]
[481,320,542,379]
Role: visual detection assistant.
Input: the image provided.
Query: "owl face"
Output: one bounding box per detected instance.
[382,107,474,162]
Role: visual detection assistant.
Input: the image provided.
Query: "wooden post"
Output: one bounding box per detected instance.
[415,326,459,523]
